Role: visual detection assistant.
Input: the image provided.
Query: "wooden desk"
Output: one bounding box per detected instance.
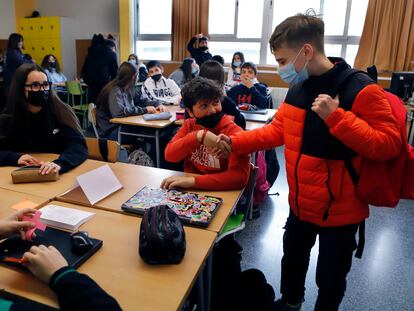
[0,189,49,219]
[0,201,217,311]
[0,154,106,198]
[110,105,183,167]
[57,162,243,233]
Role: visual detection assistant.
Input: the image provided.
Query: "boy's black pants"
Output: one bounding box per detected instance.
[280,211,359,311]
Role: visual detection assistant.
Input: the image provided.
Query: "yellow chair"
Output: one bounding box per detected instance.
[85,137,120,163]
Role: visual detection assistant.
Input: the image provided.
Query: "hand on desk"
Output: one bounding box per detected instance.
[161,176,195,190]
[0,209,37,240]
[18,154,40,166]
[23,245,68,283]
[146,106,157,114]
[156,105,167,112]
[39,161,61,175]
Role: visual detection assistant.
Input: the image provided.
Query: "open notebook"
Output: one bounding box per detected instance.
[39,204,95,232]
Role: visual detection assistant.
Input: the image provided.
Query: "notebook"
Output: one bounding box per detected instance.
[122,186,222,227]
[0,227,102,270]
[39,204,95,232]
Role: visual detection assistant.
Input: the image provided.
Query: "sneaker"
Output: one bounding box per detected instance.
[273,299,303,311]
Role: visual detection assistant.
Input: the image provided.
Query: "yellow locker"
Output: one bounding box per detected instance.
[17,18,28,37]
[27,19,39,38]
[48,38,62,63]
[48,17,60,38]
[29,38,41,62]
[37,17,49,39]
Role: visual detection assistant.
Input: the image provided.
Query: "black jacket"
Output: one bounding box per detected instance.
[227,83,269,109]
[8,267,122,311]
[3,49,30,89]
[187,37,212,66]
[0,110,88,173]
[222,96,246,130]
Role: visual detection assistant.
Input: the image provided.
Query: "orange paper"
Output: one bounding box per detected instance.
[11,200,39,211]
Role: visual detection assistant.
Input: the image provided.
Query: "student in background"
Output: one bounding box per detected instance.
[0,209,122,311]
[3,33,31,92]
[162,77,249,190]
[41,54,67,95]
[226,52,245,87]
[81,35,118,103]
[212,55,225,65]
[0,63,87,174]
[141,60,181,105]
[227,62,269,109]
[199,60,246,129]
[169,58,199,88]
[215,14,402,311]
[96,62,165,141]
[128,53,147,83]
[187,33,212,66]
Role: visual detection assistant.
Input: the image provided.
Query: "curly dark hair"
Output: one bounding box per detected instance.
[181,77,223,111]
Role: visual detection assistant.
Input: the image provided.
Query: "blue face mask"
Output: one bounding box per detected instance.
[278,47,308,85]
[128,59,137,65]
[233,61,242,67]
[192,68,199,75]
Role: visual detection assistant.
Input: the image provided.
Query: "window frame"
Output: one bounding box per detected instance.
[208,0,364,65]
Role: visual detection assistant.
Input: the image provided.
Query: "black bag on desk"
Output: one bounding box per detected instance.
[139,205,186,264]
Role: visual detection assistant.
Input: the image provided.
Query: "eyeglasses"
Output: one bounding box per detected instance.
[24,81,52,91]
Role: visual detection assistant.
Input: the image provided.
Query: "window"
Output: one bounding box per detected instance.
[208,0,368,66]
[135,0,172,60]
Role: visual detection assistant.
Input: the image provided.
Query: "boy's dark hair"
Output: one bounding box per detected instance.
[199,60,224,87]
[269,13,325,53]
[241,62,257,75]
[146,60,162,71]
[199,36,209,43]
[212,55,225,65]
[7,33,23,50]
[181,77,223,111]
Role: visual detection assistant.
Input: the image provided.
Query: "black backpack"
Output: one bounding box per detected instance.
[139,205,186,264]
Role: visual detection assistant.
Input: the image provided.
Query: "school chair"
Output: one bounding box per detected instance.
[66,80,89,130]
[88,103,100,138]
[216,163,258,243]
[85,137,120,163]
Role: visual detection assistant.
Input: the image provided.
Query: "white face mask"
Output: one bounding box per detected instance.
[233,61,242,67]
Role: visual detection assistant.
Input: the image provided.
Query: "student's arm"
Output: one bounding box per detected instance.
[226,86,237,104]
[194,150,250,190]
[109,88,147,117]
[52,125,88,173]
[138,66,148,82]
[231,103,285,154]
[168,80,182,105]
[187,37,198,54]
[0,117,23,166]
[50,267,122,311]
[165,121,200,162]
[0,151,21,166]
[250,84,269,109]
[324,84,401,161]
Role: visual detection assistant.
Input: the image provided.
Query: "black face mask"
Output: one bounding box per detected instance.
[151,74,162,82]
[49,61,56,68]
[199,46,209,52]
[196,111,224,129]
[26,90,50,107]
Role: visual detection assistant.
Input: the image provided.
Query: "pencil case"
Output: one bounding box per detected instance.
[11,166,60,184]
[143,112,172,121]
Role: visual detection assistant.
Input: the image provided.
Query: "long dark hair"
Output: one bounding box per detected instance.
[41,54,62,74]
[97,62,137,110]
[231,52,245,70]
[199,60,225,87]
[4,63,82,134]
[180,58,195,82]
[7,33,23,50]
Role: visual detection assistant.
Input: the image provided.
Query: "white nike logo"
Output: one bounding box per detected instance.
[52,129,60,134]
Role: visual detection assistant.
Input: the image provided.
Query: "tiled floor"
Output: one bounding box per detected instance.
[236,148,414,311]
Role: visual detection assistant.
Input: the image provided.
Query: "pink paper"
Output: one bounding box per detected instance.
[22,211,47,241]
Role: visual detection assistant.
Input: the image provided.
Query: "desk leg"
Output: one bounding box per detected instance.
[117,125,122,144]
[155,129,160,168]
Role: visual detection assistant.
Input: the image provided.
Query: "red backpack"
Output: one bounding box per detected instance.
[341,70,414,207]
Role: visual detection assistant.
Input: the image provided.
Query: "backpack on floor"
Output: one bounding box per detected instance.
[339,69,414,207]
[128,149,154,167]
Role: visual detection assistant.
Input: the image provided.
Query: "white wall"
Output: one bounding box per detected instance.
[35,0,120,78]
[0,0,16,38]
[35,0,119,39]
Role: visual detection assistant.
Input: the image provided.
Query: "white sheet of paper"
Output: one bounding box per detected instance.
[75,164,122,205]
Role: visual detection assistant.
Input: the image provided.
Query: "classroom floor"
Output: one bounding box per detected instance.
[236,147,414,311]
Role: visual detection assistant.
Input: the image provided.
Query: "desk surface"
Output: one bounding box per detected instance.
[57,162,243,233]
[0,189,49,219]
[111,105,183,129]
[0,201,217,311]
[0,154,105,198]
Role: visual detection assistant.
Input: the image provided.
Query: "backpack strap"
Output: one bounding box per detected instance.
[98,138,109,162]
